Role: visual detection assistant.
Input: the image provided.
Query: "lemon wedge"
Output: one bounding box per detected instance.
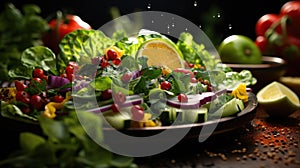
[279,76,300,96]
[136,38,185,70]
[257,81,300,117]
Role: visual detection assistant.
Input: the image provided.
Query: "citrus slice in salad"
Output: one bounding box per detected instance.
[136,38,185,70]
[257,81,300,117]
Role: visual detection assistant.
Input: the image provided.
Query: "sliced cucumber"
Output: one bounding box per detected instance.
[104,110,131,130]
[160,108,183,126]
[182,107,208,123]
[209,98,245,118]
[159,107,207,125]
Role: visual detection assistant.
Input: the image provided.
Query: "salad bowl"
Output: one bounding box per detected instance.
[224,56,287,93]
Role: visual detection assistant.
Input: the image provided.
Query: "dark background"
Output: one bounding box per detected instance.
[0,0,291,46]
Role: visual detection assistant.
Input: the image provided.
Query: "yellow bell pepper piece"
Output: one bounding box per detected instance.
[231,83,248,103]
[131,113,158,128]
[161,65,172,76]
[43,92,71,119]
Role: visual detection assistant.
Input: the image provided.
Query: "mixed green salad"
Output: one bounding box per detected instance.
[0,28,257,129]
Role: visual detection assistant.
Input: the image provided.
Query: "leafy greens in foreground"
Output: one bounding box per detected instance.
[0,3,48,81]
[0,111,136,168]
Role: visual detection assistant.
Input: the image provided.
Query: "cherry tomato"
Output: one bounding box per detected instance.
[30,95,44,110]
[100,57,110,69]
[160,81,172,90]
[178,93,188,103]
[112,58,122,66]
[30,77,43,84]
[33,68,44,78]
[53,95,65,103]
[111,103,120,113]
[100,89,113,100]
[68,61,79,71]
[16,91,31,104]
[280,1,300,37]
[131,105,144,121]
[106,49,118,60]
[14,80,27,91]
[42,14,91,54]
[255,14,282,37]
[121,73,132,83]
[131,105,144,111]
[65,65,74,75]
[113,91,126,104]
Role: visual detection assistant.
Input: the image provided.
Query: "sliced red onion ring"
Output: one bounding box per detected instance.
[166,89,227,109]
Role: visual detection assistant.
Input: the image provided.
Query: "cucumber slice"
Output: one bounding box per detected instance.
[160,108,183,126]
[182,107,208,123]
[104,112,131,130]
[209,98,245,118]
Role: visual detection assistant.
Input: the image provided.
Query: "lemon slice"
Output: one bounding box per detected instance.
[136,38,185,70]
[257,81,300,117]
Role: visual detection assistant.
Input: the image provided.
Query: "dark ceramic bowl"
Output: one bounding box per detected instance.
[224,56,287,93]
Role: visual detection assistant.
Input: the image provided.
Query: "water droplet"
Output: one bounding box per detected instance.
[228,24,233,30]
[199,25,202,29]
[161,13,164,17]
[194,1,198,7]
[151,20,154,24]
[171,23,175,27]
[147,3,151,9]
[185,28,188,31]
[217,13,221,18]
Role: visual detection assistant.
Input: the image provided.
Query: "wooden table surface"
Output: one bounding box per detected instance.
[1,106,299,168]
[135,107,300,168]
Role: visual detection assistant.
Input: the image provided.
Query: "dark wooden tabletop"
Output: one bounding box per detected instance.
[1,106,299,168]
[135,107,300,168]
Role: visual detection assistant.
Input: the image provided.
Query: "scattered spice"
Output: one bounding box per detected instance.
[204,117,300,166]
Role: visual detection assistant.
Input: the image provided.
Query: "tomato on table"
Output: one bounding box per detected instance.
[42,13,92,54]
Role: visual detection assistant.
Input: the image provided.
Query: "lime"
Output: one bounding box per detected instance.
[136,38,185,70]
[257,81,300,117]
[218,35,262,64]
[279,76,300,96]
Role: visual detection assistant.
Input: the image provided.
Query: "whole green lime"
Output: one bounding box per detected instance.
[218,35,262,64]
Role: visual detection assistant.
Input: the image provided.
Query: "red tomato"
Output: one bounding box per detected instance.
[255,36,269,53]
[178,93,188,103]
[121,73,132,83]
[280,1,300,38]
[131,105,144,111]
[30,77,43,84]
[131,105,144,121]
[111,103,120,113]
[14,80,27,91]
[16,91,31,104]
[100,89,113,100]
[160,81,172,90]
[255,14,282,37]
[42,14,91,54]
[33,68,44,78]
[30,95,44,110]
[113,91,126,104]
[53,95,65,103]
[106,49,118,60]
